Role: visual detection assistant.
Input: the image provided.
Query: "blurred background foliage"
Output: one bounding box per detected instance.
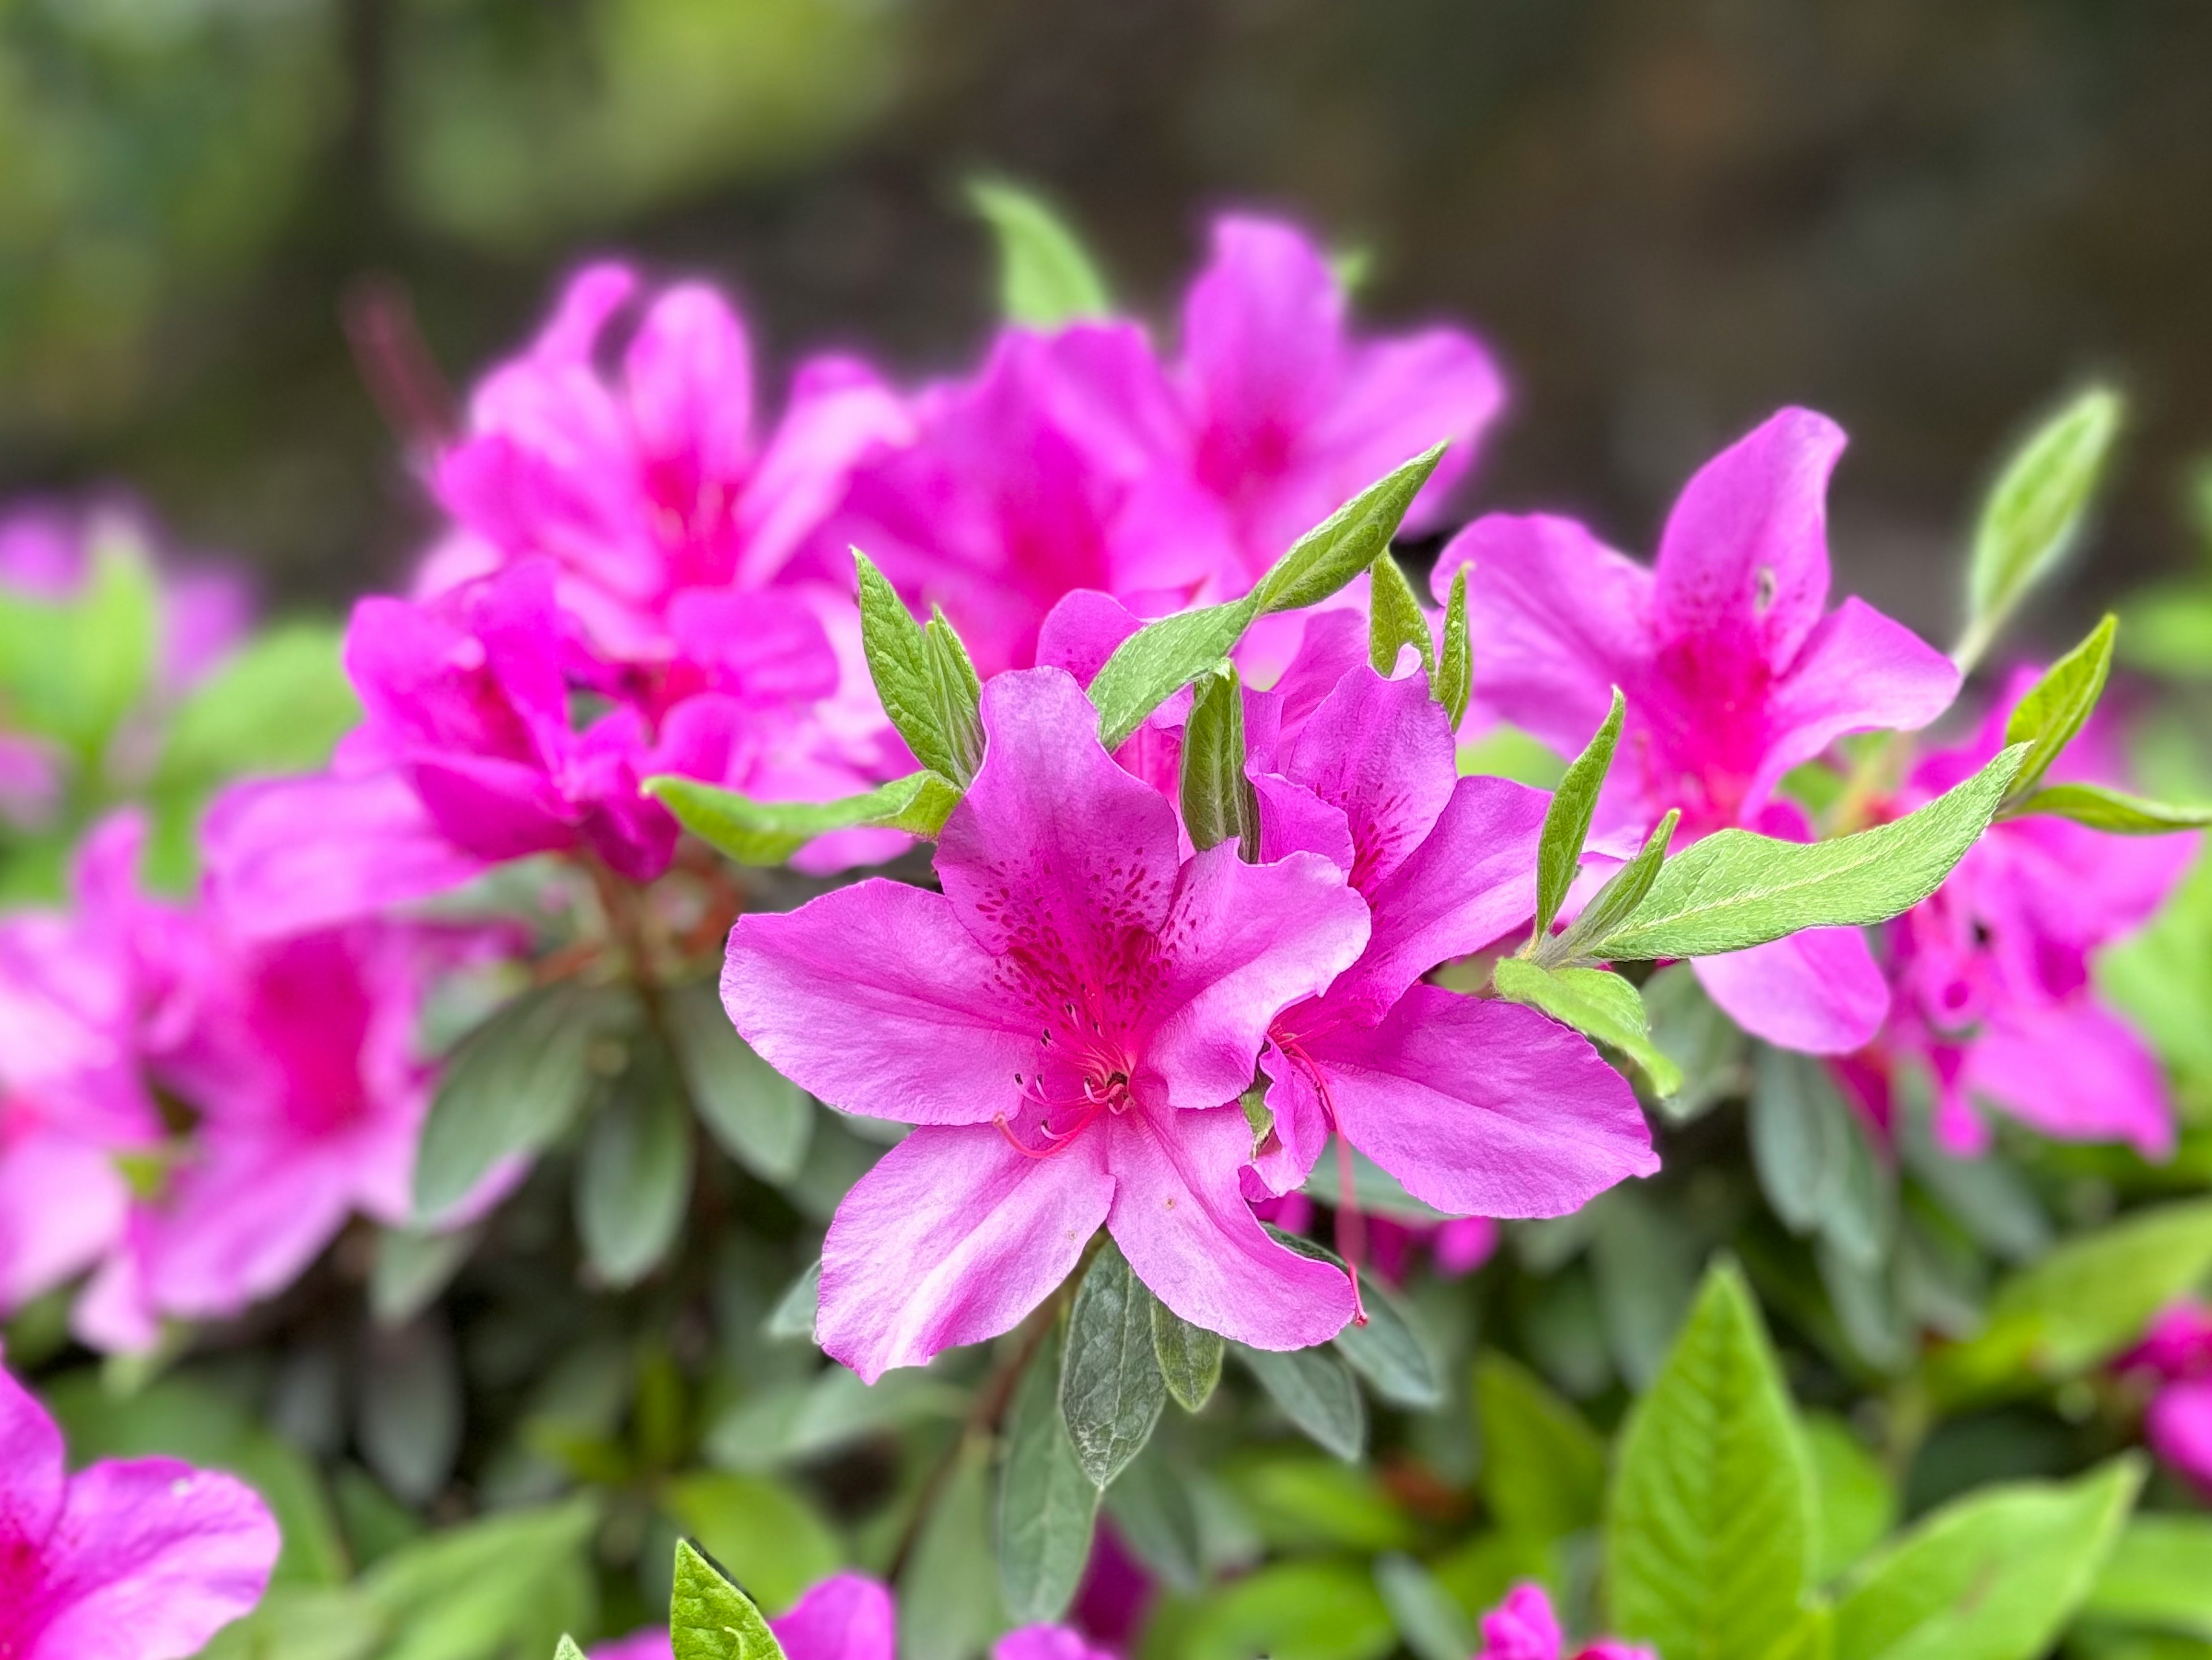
[3,0,2211,634]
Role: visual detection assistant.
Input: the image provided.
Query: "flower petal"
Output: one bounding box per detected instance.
[1692,928,1889,1056]
[622,282,755,486]
[1965,996,2175,1158]
[1105,1101,1354,1351]
[724,882,1033,1126]
[1302,986,1656,1217]
[817,1125,1111,1382]
[0,1364,66,1544]
[770,1572,897,1660]
[1284,667,1458,895]
[1760,596,1959,802]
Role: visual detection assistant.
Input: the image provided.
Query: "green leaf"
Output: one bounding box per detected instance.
[2084,1515,2212,1639]
[1180,665,1260,857]
[665,981,813,1183]
[1492,957,1683,1096]
[0,527,159,756]
[1926,1198,2212,1401]
[1153,1298,1225,1413]
[763,1260,821,1342]
[575,1043,694,1288]
[2006,781,2212,833]
[1831,1456,2142,1660]
[1751,1046,1893,1264]
[1641,962,1751,1125]
[1591,1188,1702,1390]
[414,978,634,1220]
[706,1367,964,1473]
[1436,565,1474,730]
[1999,613,2116,800]
[1368,551,1435,679]
[1605,1260,1816,1660]
[1544,810,1679,969]
[1802,1413,1896,1585]
[156,622,360,789]
[358,1320,463,1504]
[1474,1351,1607,1541]
[1224,1452,1417,1553]
[1254,445,1448,617]
[1237,1344,1366,1462]
[1264,1226,1441,1408]
[1532,687,1626,939]
[670,1537,789,1660]
[370,1225,478,1328]
[997,1330,1100,1623]
[646,768,961,867]
[1089,596,1261,751]
[662,1473,843,1617]
[198,1588,381,1660]
[966,177,1112,327]
[1959,386,2123,671]
[1185,1559,1396,1660]
[1059,1241,1168,1488]
[1101,1447,1205,1591]
[1590,747,2028,961]
[556,1640,588,1660]
[362,1499,599,1660]
[899,1435,1005,1660]
[1375,1553,1476,1660]
[853,550,983,784]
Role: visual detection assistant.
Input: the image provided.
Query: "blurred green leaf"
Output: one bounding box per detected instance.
[662,1472,842,1616]
[1237,1343,1366,1462]
[1103,1445,1205,1593]
[2084,1514,2212,1639]
[707,1366,964,1473]
[1375,1553,1476,1660]
[359,1319,464,1506]
[1802,1413,1896,1585]
[576,1042,694,1288]
[1221,1453,1415,1554]
[899,1435,1004,1660]
[665,981,812,1184]
[156,621,357,788]
[361,1498,599,1660]
[646,769,960,866]
[2008,781,2212,833]
[967,178,1112,328]
[997,1329,1099,1624]
[1185,1559,1396,1660]
[1474,1351,1606,1542]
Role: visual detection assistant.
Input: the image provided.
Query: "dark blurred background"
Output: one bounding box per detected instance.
[4,0,2209,644]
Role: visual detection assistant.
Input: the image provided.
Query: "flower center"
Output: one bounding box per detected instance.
[994,995,1138,1159]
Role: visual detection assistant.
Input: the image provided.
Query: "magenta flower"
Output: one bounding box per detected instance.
[74,868,513,1349]
[1436,408,1961,1053]
[430,262,905,667]
[590,1571,1113,1660]
[1476,1582,1655,1660]
[0,1355,279,1658]
[1245,666,1657,1217]
[814,216,1500,677]
[724,668,1371,1380]
[0,818,168,1317]
[1842,678,2194,1158]
[2120,1303,2212,1496]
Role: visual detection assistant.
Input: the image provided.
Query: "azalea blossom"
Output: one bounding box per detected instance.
[813,215,1501,678]
[1476,1582,1654,1660]
[1437,407,1961,1053]
[1243,664,1657,1217]
[2119,1302,2212,1496]
[724,667,1371,1380]
[0,1355,279,1659]
[1834,676,2194,1158]
[590,1571,1113,1660]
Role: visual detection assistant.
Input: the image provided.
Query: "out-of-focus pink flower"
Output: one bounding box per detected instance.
[1365,1213,1501,1283]
[0,1355,279,1659]
[1475,1582,1656,1660]
[0,818,168,1315]
[724,668,1370,1380]
[1071,1522,1154,1654]
[2120,1302,2212,1495]
[813,217,1501,678]
[431,262,906,668]
[73,846,515,1349]
[1844,678,2193,1159]
[1245,665,1656,1219]
[589,1570,1113,1660]
[1438,409,1960,1054]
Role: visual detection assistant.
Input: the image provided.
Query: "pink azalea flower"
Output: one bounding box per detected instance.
[73,865,514,1349]
[430,262,906,667]
[813,217,1501,678]
[1435,408,1961,1054]
[1843,676,2192,1158]
[0,1355,279,1659]
[1244,666,1657,1218]
[723,667,1371,1381]
[0,818,168,1316]
[589,1571,1113,1660]
[2120,1302,2212,1495]
[1476,1582,1655,1660]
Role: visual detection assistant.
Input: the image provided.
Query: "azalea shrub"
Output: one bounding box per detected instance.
[5,187,2212,1660]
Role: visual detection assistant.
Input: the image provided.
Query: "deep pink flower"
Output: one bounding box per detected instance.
[0,818,169,1316]
[2120,1302,2212,1495]
[813,217,1501,678]
[430,262,905,667]
[1436,409,1960,1054]
[1845,678,2192,1158]
[74,887,513,1351]
[1244,666,1657,1218]
[724,668,1370,1380]
[1476,1582,1655,1660]
[589,1571,1112,1660]
[0,1356,278,1658]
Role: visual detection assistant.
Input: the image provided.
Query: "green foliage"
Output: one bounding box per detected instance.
[1831,1458,2141,1660]
[1252,446,1447,617]
[899,1436,1004,1660]
[1153,1299,1226,1413]
[1492,958,1683,1096]
[1367,551,1435,679]
[1435,566,1474,731]
[1591,746,2028,961]
[997,1331,1100,1622]
[1238,1343,1367,1462]
[2084,1515,2212,1641]
[1605,1260,1817,1660]
[966,179,1113,328]
[671,1537,789,1660]
[1184,1559,1397,1660]
[1532,687,1625,939]
[1802,1414,1896,1586]
[661,1473,842,1617]
[665,982,813,1183]
[2000,613,2117,801]
[1959,387,2124,671]
[1060,1242,1169,1488]
[1474,1352,1607,1541]
[645,769,961,866]
[2009,781,2212,833]
[575,1042,694,1287]
[854,550,984,786]
[1542,809,1679,969]
[0,531,158,758]
[1181,665,1261,857]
